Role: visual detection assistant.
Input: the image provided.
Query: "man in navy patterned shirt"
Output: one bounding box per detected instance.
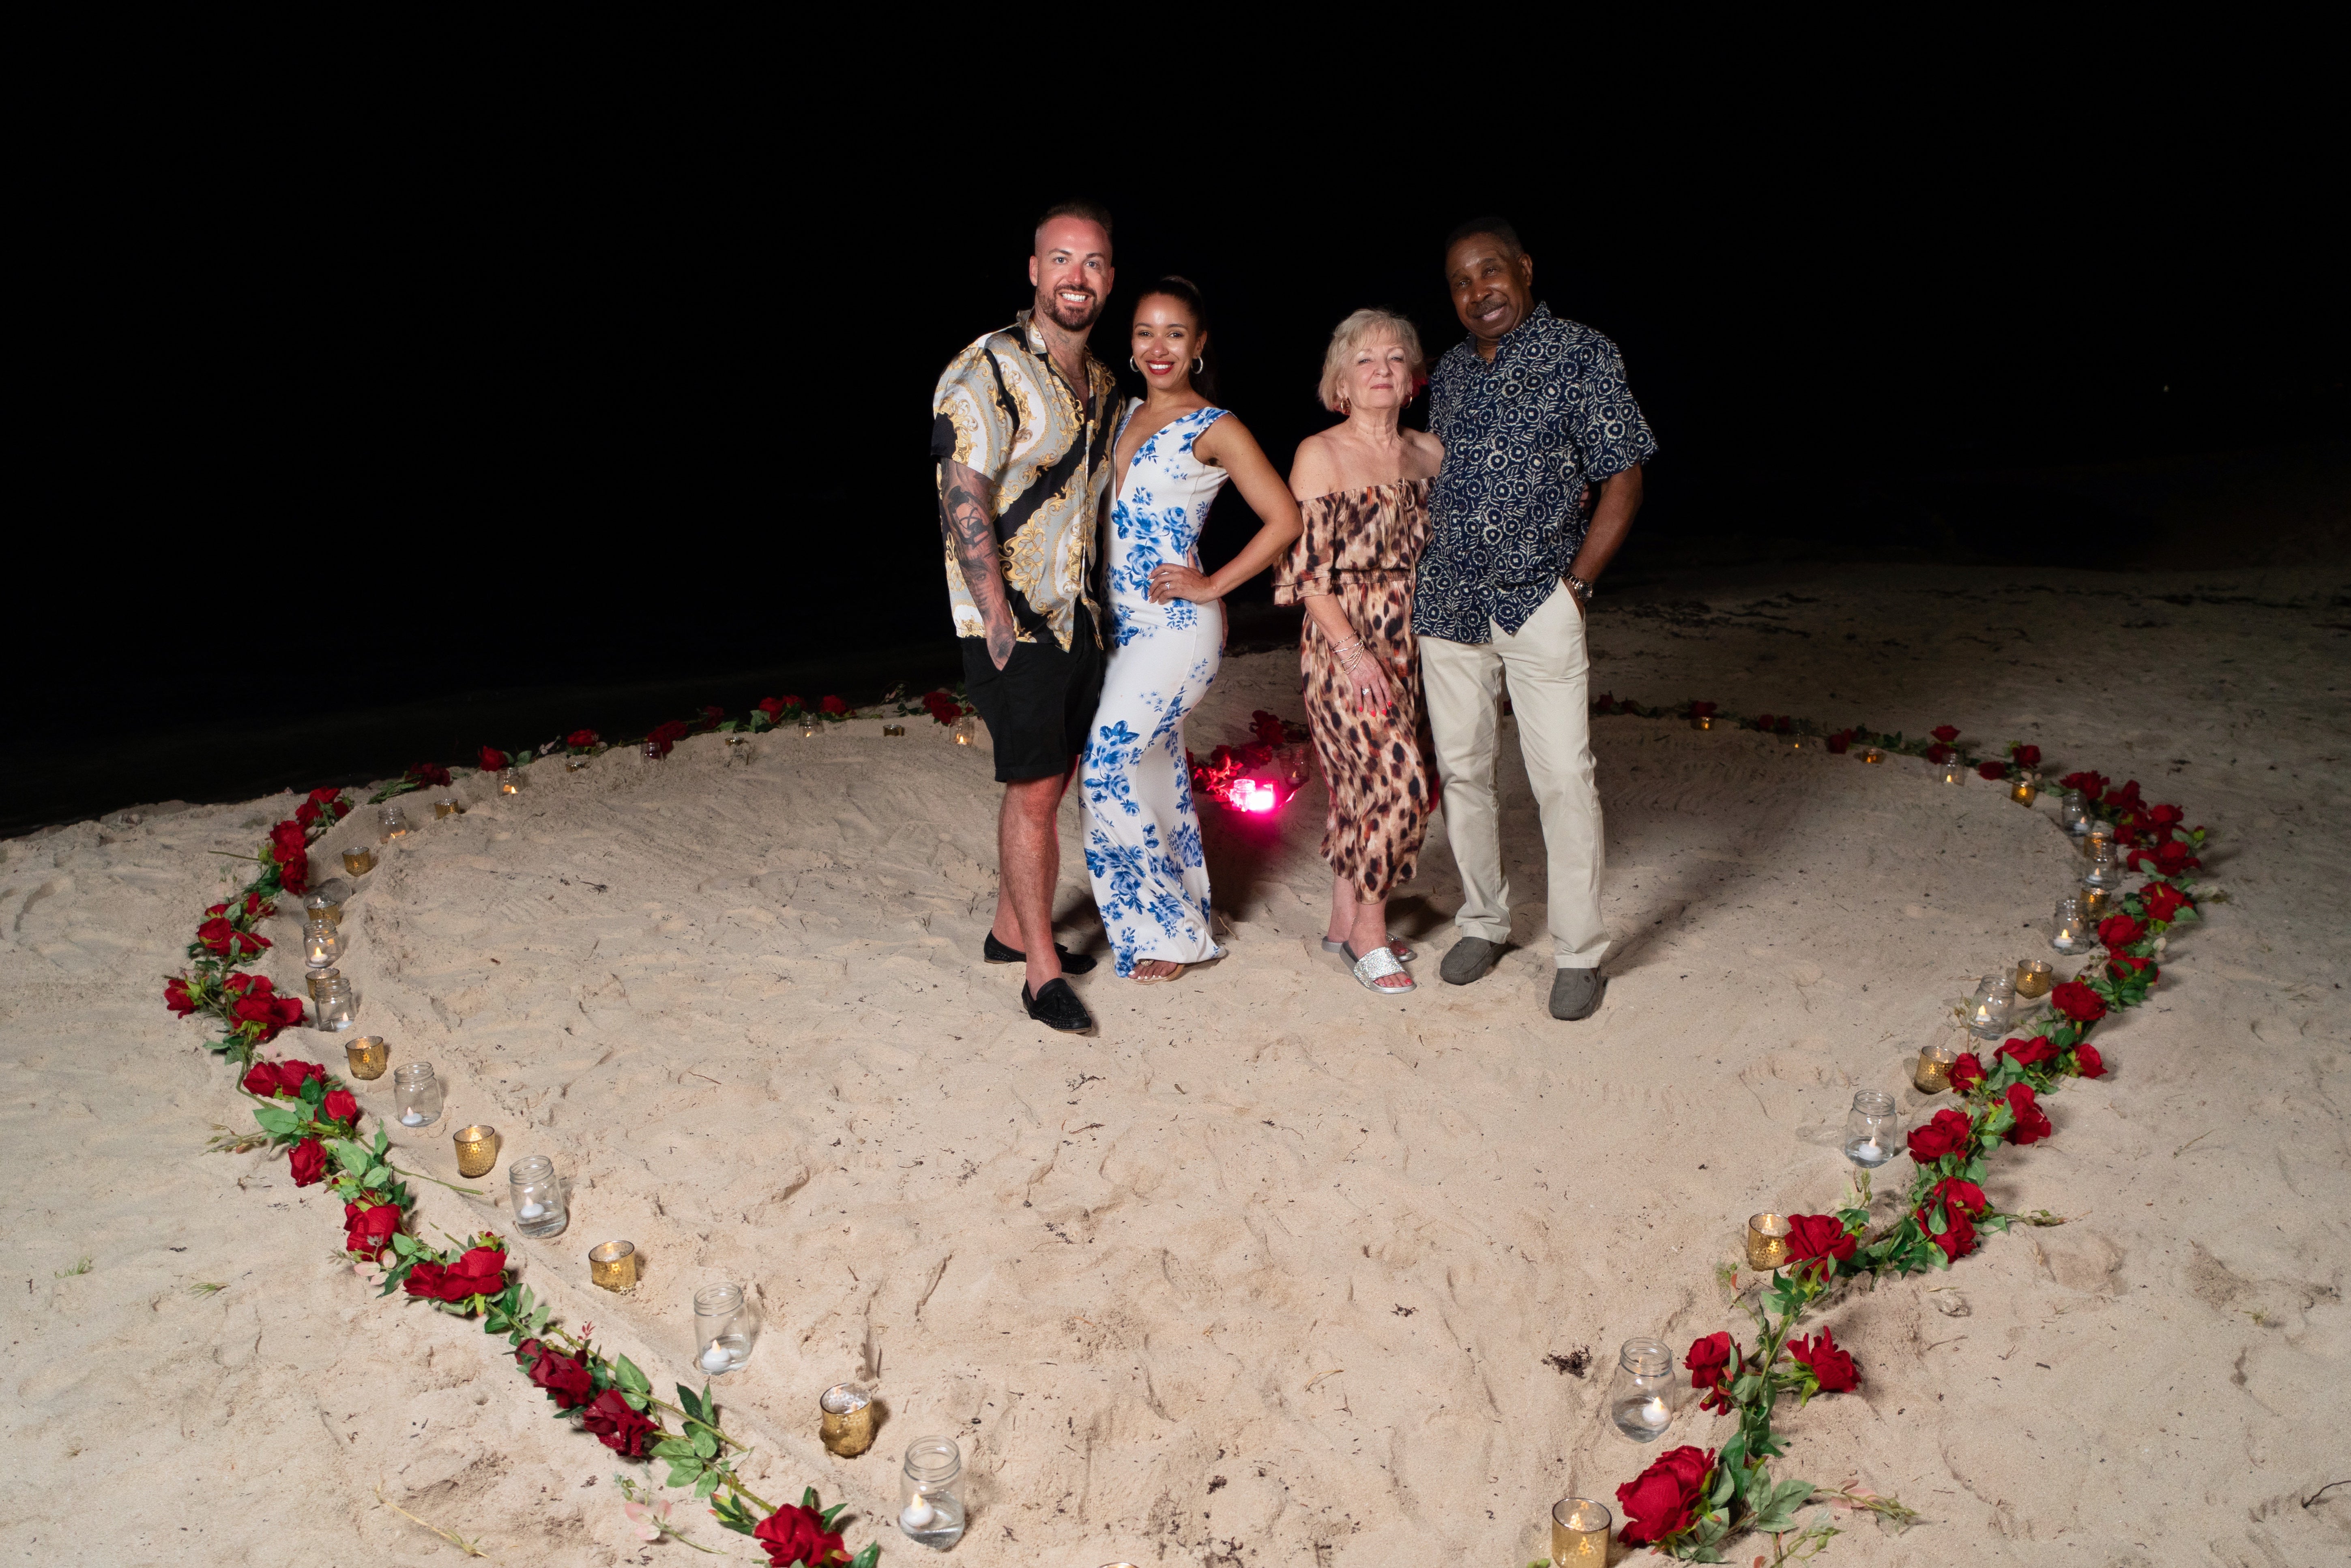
[1415,217,1656,1021]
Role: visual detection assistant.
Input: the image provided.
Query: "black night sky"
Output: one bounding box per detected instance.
[8,75,2342,837]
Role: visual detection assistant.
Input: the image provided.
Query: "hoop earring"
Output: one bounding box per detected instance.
[1192,357,1203,375]
[1129,357,1138,371]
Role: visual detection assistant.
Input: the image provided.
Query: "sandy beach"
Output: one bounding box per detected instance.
[4,559,2346,1567]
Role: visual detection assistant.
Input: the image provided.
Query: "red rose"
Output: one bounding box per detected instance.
[480,745,509,772]
[344,1201,400,1256]
[2152,840,2200,877]
[241,1062,284,1096]
[322,1088,359,1125]
[820,695,848,715]
[1924,742,1954,764]
[295,800,320,828]
[1784,1212,1856,1277]
[1977,760,2007,781]
[778,694,803,710]
[758,697,788,721]
[2012,744,2041,768]
[2098,912,2145,950]
[646,719,691,757]
[2050,980,2106,1024]
[700,704,725,726]
[197,918,240,957]
[1937,1178,1990,1219]
[1996,1034,2056,1069]
[2109,953,2158,984]
[1907,1107,1975,1164]
[1789,1327,1859,1392]
[1826,729,1853,753]
[567,729,599,749]
[1593,692,1617,713]
[515,1338,598,1411]
[2003,1083,2053,1145]
[580,1388,656,1458]
[164,976,198,1017]
[406,762,451,787]
[1754,712,1776,730]
[277,1059,325,1092]
[268,821,310,894]
[754,1503,850,1568]
[2060,770,2107,797]
[2141,882,2190,924]
[1688,701,1717,719]
[1917,1178,1987,1263]
[288,1138,326,1186]
[1616,1445,1715,1547]
[405,1245,508,1304]
[2072,1042,2106,1079]
[232,991,305,1042]
[1948,1052,1985,1093]
[1931,725,1960,744]
[1683,1331,1739,1413]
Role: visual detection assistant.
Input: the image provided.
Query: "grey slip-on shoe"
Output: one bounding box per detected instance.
[1440,937,1503,986]
[1548,967,1606,1021]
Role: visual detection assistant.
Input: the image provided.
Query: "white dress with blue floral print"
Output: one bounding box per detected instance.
[1082,402,1231,978]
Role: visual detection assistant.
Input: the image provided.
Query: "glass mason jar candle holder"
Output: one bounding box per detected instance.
[318,975,357,1032]
[2083,841,2123,890]
[2080,821,2115,862]
[453,1124,498,1179]
[306,966,341,1003]
[799,720,820,739]
[565,754,591,772]
[2014,957,2053,1001]
[2060,789,2092,837]
[1860,746,1885,764]
[1608,1338,1677,1441]
[2051,896,2092,954]
[1939,758,1967,785]
[1690,712,1714,731]
[303,890,343,927]
[341,846,377,876]
[2010,771,2039,806]
[509,1155,567,1238]
[392,1061,442,1126]
[950,715,981,747]
[898,1436,967,1548]
[345,1034,389,1079]
[378,802,410,842]
[1915,1038,1958,1093]
[642,739,665,761]
[1550,1498,1613,1566]
[820,1383,877,1457]
[432,796,463,819]
[1843,1090,1900,1167]
[303,920,342,969]
[693,1283,757,1374]
[500,768,527,793]
[1745,1212,1792,1270]
[1965,974,2017,1038]
[725,734,752,763]
[589,1240,638,1292]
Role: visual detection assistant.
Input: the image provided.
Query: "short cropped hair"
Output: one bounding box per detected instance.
[1443,215,1524,262]
[1035,198,1114,257]
[1318,308,1427,413]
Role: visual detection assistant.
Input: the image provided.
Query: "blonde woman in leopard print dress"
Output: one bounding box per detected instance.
[1274,309,1442,995]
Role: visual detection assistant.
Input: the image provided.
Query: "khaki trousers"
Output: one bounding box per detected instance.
[1420,585,1608,968]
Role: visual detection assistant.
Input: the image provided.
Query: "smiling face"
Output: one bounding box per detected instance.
[1029,215,1114,334]
[1129,292,1204,394]
[1446,232,1535,348]
[1337,333,1415,412]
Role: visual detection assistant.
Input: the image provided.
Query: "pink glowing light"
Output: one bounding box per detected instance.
[1226,778,1280,813]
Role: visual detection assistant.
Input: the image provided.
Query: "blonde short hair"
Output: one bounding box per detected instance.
[1318,308,1426,412]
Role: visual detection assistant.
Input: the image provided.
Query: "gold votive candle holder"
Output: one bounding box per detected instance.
[1691,713,1714,731]
[1550,1497,1612,1565]
[433,797,463,819]
[453,1124,499,1178]
[588,1240,638,1292]
[345,1034,389,1079]
[1860,746,1885,764]
[1915,1039,1958,1094]
[307,966,341,1003]
[1745,1212,1792,1270]
[819,1382,876,1457]
[303,891,342,927]
[2080,884,2113,920]
[882,724,906,737]
[341,846,376,876]
[2014,957,2053,1000]
[2010,774,2038,806]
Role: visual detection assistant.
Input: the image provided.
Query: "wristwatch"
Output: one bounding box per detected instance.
[1565,573,1596,605]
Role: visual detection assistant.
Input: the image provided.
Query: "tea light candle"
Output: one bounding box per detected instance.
[2010,774,2038,806]
[1691,714,1714,731]
[800,721,820,738]
[1745,1212,1792,1269]
[378,803,410,841]
[951,716,980,746]
[517,1199,546,1221]
[1860,746,1884,764]
[1939,759,1966,785]
[501,769,526,793]
[1550,1499,1613,1566]
[2051,896,2091,955]
[433,797,463,819]
[1914,1039,1958,1093]
[303,923,341,968]
[341,847,376,876]
[2014,958,2053,1000]
[700,1344,733,1375]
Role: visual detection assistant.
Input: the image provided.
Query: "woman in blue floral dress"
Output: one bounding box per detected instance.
[1082,278,1303,981]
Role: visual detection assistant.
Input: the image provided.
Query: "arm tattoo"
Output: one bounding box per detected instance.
[938,462,1015,667]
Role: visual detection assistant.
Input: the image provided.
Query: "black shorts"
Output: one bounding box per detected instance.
[960,606,1105,783]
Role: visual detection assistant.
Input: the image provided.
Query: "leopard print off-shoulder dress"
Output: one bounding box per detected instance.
[1273,480,1435,900]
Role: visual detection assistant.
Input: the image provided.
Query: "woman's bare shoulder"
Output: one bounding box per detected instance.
[1289,429,1339,496]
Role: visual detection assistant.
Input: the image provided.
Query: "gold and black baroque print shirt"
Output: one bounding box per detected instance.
[930,310,1119,652]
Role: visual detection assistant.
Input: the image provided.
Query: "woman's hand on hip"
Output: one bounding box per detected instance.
[1149,564,1217,604]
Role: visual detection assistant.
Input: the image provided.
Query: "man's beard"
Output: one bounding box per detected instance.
[1039,288,1100,332]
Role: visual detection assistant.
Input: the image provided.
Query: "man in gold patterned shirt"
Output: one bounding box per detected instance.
[930,199,1119,1034]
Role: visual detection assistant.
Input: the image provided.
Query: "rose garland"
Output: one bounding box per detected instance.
[157,783,882,1564]
[1577,702,2210,1564]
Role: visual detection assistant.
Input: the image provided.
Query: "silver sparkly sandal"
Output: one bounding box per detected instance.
[1322,935,1416,962]
[1342,942,1415,993]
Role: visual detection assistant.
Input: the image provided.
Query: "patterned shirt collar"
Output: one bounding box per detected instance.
[1459,301,1554,372]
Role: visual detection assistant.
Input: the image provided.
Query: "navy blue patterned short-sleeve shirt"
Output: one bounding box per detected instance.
[1414,303,1657,644]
